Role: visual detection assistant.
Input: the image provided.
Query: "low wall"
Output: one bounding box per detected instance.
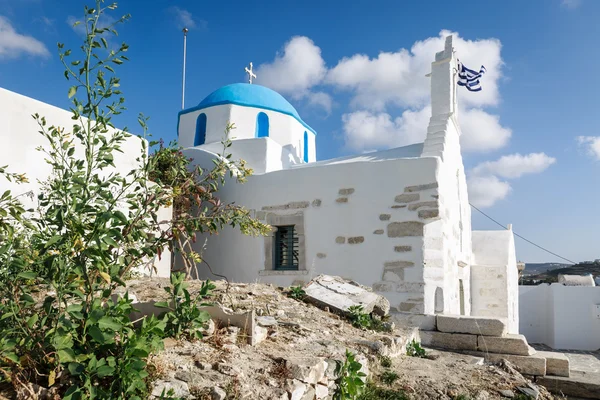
[519,284,600,350]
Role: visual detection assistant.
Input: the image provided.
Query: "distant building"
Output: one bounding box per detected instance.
[557,274,595,287]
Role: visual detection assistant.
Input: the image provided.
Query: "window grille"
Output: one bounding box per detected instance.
[274,225,299,270]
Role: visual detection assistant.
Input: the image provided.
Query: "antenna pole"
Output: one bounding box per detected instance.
[181,27,188,109]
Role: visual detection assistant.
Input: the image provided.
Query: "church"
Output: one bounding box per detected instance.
[176,36,520,333]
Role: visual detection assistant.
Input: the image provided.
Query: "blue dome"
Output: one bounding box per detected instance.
[197,83,301,119]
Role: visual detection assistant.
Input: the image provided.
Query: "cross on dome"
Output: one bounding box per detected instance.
[244,62,257,84]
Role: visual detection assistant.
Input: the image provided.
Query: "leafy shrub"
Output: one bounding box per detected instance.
[333,350,367,400]
[155,272,215,340]
[406,339,427,358]
[347,305,373,329]
[358,381,409,400]
[288,286,306,300]
[380,371,399,386]
[379,355,392,368]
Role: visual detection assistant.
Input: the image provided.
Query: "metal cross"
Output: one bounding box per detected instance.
[245,62,257,84]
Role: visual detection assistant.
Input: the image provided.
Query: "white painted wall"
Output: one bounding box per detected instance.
[178,104,316,168]
[520,284,600,350]
[0,87,171,277]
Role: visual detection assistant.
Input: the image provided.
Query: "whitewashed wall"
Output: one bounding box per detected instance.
[0,87,171,277]
[520,284,600,350]
[178,104,316,165]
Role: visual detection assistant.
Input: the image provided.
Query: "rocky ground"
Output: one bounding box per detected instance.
[124,278,557,400]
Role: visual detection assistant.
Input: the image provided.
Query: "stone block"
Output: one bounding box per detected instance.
[408,201,438,211]
[348,236,364,244]
[420,331,478,351]
[477,334,535,356]
[336,197,348,203]
[536,351,570,377]
[304,275,390,316]
[315,383,329,399]
[469,352,546,376]
[335,237,345,244]
[286,357,327,384]
[312,199,322,207]
[373,229,384,235]
[404,182,438,192]
[338,188,355,195]
[289,381,307,400]
[399,302,423,313]
[391,205,407,209]
[389,312,436,330]
[384,261,414,268]
[382,269,403,282]
[419,209,440,219]
[437,315,507,337]
[379,214,391,221]
[387,221,424,237]
[536,371,600,399]
[394,193,420,203]
[394,245,412,252]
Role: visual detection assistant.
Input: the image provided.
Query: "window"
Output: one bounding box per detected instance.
[274,225,299,270]
[194,113,207,146]
[256,112,269,138]
[303,131,309,163]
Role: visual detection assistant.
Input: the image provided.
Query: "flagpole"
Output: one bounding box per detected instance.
[181,27,188,110]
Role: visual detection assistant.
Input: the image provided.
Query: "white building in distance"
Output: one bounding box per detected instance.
[178,36,520,333]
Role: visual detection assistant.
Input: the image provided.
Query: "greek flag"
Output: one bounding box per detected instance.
[458,61,486,92]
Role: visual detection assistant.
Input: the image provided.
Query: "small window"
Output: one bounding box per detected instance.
[274,225,299,270]
[256,112,269,138]
[303,131,309,163]
[194,113,207,146]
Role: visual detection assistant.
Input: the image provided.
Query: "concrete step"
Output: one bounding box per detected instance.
[477,334,536,356]
[535,351,570,377]
[537,370,600,399]
[467,351,547,376]
[437,314,508,337]
[420,330,477,351]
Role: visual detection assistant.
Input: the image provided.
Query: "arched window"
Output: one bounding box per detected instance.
[256,112,269,138]
[194,113,207,146]
[303,131,309,163]
[434,287,444,314]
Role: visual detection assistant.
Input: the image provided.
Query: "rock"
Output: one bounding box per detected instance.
[420,331,478,351]
[286,357,327,384]
[517,385,539,399]
[257,316,278,327]
[211,386,227,400]
[276,309,286,317]
[498,389,514,398]
[253,325,269,345]
[468,352,546,376]
[315,383,329,399]
[477,334,535,356]
[475,390,490,400]
[536,351,570,377]
[301,385,316,400]
[303,275,390,316]
[222,343,238,352]
[437,315,507,336]
[151,379,190,398]
[201,319,216,337]
[289,381,307,400]
[197,362,213,370]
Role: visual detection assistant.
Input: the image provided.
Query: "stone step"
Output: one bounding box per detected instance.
[537,371,600,399]
[420,331,477,351]
[467,351,547,376]
[436,314,507,337]
[477,334,536,356]
[535,351,570,377]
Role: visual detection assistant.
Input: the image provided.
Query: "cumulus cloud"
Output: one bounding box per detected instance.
[459,108,512,153]
[576,136,600,160]
[342,107,430,152]
[467,152,556,207]
[471,153,556,178]
[467,175,512,208]
[0,16,49,59]
[256,36,328,109]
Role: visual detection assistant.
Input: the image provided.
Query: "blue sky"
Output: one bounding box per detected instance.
[0,0,598,263]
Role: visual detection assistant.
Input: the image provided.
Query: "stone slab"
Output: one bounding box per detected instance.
[537,371,600,399]
[536,351,570,377]
[477,334,535,356]
[389,312,436,331]
[437,314,507,337]
[420,331,478,351]
[466,351,546,376]
[304,275,390,316]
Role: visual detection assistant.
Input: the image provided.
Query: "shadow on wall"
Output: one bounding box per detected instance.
[282,143,301,167]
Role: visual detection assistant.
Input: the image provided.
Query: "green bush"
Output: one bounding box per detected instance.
[380,371,399,386]
[288,286,306,300]
[333,350,367,400]
[406,339,427,358]
[358,382,408,400]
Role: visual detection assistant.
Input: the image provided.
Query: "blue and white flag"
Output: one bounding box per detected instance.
[457,61,486,92]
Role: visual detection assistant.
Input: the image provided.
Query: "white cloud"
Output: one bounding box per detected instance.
[168,6,202,29]
[562,0,582,9]
[459,108,512,152]
[467,175,511,208]
[341,107,430,152]
[577,136,600,160]
[471,152,556,178]
[257,36,327,97]
[0,15,49,59]
[327,30,503,111]
[307,91,333,115]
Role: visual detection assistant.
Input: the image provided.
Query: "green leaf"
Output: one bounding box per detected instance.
[57,348,76,363]
[2,352,19,363]
[27,314,38,328]
[17,271,37,280]
[153,301,170,308]
[68,86,77,98]
[96,365,115,378]
[98,316,122,331]
[68,362,84,376]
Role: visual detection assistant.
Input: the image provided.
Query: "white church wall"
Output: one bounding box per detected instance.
[520,284,600,350]
[182,146,442,313]
[0,87,172,278]
[471,230,519,334]
[177,104,233,148]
